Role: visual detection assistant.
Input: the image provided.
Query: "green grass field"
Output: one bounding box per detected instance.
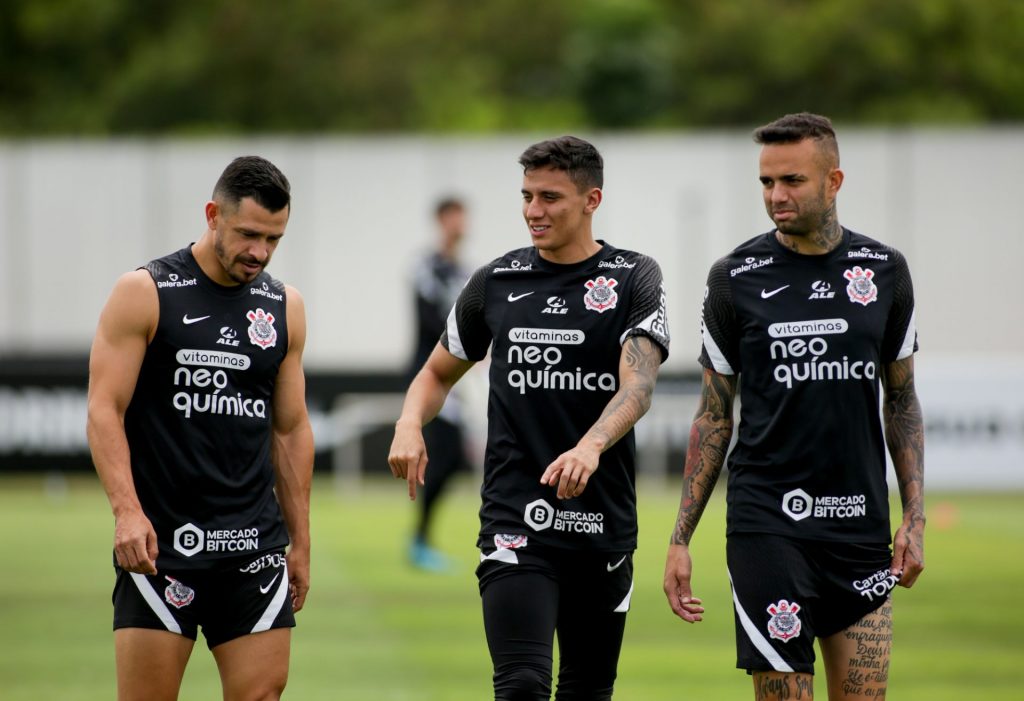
[1,475,1022,700]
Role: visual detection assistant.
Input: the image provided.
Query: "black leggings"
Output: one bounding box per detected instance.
[478,547,632,700]
[416,417,469,538]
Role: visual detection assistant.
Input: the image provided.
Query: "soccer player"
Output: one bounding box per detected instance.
[87,156,313,701]
[406,196,473,571]
[389,136,680,700]
[663,113,925,701]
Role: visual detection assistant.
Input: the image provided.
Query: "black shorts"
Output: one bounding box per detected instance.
[112,550,294,649]
[727,533,896,674]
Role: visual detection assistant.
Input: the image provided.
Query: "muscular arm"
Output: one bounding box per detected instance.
[882,355,925,587]
[671,368,737,546]
[388,343,476,500]
[540,335,663,500]
[271,285,315,612]
[86,270,159,574]
[663,367,737,622]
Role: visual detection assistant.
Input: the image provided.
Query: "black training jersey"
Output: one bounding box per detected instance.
[411,252,469,372]
[123,246,291,569]
[410,251,470,425]
[699,229,918,543]
[442,242,669,552]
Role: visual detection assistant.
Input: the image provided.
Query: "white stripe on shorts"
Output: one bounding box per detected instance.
[251,562,290,634]
[613,580,634,613]
[130,573,183,635]
[480,548,519,565]
[727,568,794,673]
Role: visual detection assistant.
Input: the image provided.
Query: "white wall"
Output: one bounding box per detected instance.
[1,130,1022,370]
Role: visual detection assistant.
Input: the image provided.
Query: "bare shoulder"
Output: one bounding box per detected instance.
[284,283,306,309]
[283,284,307,351]
[99,269,159,339]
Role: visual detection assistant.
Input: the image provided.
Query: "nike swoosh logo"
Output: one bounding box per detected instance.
[760,286,790,299]
[507,292,534,302]
[182,314,211,325]
[607,555,628,572]
[259,573,280,594]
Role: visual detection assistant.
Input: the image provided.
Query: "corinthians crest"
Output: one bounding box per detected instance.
[583,276,618,313]
[246,308,277,349]
[844,266,878,306]
[766,599,802,642]
[164,576,195,609]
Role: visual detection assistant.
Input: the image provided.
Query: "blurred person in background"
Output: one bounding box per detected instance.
[87,156,313,700]
[389,135,681,700]
[663,113,925,701]
[406,196,474,572]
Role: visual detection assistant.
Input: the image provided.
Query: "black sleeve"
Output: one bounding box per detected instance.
[697,258,741,374]
[441,263,492,362]
[621,255,670,361]
[881,250,919,363]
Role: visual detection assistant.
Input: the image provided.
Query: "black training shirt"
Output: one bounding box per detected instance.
[124,246,291,568]
[443,242,669,552]
[699,229,918,543]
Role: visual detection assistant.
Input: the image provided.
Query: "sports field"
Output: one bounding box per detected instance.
[1,475,1021,700]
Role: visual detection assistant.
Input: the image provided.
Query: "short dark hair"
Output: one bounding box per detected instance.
[753,112,840,166]
[434,196,464,219]
[212,156,291,213]
[518,136,603,191]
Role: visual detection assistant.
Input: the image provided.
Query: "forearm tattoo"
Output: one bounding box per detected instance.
[883,359,925,523]
[671,369,736,545]
[583,336,660,451]
[840,600,893,697]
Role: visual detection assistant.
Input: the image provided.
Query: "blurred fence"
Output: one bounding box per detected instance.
[1,131,1023,368]
[2,355,1022,489]
[1,131,1021,487]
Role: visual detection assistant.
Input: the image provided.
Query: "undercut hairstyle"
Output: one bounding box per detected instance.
[753,112,840,167]
[518,136,603,191]
[435,196,465,219]
[212,156,291,213]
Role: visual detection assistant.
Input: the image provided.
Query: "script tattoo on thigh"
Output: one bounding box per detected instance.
[753,672,814,700]
[841,601,892,698]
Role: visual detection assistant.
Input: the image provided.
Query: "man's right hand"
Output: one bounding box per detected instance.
[388,418,429,501]
[664,543,704,622]
[114,509,158,574]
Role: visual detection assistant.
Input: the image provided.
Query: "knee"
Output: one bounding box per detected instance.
[225,675,287,701]
[494,662,551,701]
[555,678,614,701]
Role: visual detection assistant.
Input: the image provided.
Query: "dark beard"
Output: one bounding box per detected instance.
[214,233,261,284]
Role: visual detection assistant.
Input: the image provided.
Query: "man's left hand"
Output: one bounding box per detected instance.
[540,443,600,500]
[287,546,311,612]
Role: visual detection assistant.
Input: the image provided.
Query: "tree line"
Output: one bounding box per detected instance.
[1,0,1020,135]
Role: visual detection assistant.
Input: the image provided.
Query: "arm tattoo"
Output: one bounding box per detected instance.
[671,369,737,545]
[883,358,925,526]
[581,336,661,452]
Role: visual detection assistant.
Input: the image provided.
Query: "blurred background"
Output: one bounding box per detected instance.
[1,1,1023,697]
[2,0,1022,487]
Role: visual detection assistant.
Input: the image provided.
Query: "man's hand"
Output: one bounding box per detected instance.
[891,516,925,588]
[540,441,600,500]
[113,508,158,575]
[388,419,428,501]
[664,544,704,622]
[287,546,311,612]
